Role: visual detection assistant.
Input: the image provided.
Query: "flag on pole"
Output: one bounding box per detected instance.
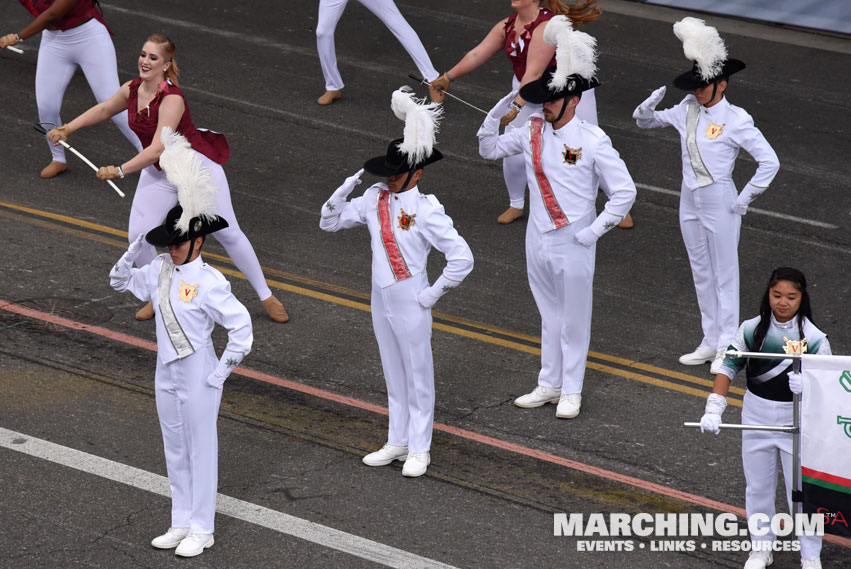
[801,354,851,538]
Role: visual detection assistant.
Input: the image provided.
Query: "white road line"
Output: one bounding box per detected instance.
[636,183,839,229]
[0,427,459,569]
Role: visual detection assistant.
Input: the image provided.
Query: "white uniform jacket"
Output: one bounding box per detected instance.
[636,95,779,192]
[320,184,473,288]
[479,114,636,234]
[110,254,253,365]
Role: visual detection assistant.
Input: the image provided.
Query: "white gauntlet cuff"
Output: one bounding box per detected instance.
[214,349,245,380]
[704,393,727,417]
[588,209,624,238]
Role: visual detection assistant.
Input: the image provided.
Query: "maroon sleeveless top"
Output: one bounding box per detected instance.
[504,9,556,81]
[19,0,112,34]
[127,78,230,169]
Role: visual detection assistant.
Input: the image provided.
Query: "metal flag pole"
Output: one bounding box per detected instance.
[33,123,125,198]
[684,349,805,504]
[407,74,489,116]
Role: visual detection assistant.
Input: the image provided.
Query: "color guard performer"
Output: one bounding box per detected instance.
[319,88,473,477]
[315,0,438,105]
[478,19,635,419]
[48,34,289,323]
[699,268,828,569]
[0,0,143,178]
[109,128,252,557]
[633,18,779,375]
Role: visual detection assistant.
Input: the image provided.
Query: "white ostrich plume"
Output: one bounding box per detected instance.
[159,127,219,234]
[673,17,727,81]
[543,15,598,90]
[390,86,443,166]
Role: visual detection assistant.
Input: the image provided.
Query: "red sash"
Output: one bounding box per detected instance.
[378,190,411,282]
[530,118,568,229]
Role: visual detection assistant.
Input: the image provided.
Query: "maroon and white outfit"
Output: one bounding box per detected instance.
[502,9,598,210]
[480,113,635,394]
[320,183,473,452]
[19,0,142,162]
[126,78,273,301]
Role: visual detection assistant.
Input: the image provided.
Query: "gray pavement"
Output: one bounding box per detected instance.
[0,1,849,568]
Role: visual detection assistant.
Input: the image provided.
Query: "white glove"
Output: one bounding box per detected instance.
[578,209,624,247]
[700,393,727,435]
[788,371,803,395]
[321,168,364,217]
[417,274,461,309]
[575,227,598,247]
[477,90,519,137]
[111,233,147,277]
[632,85,667,120]
[730,198,748,216]
[732,182,767,216]
[206,349,245,389]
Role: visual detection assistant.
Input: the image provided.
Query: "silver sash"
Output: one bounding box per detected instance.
[157,257,195,359]
[750,359,792,385]
[685,100,715,188]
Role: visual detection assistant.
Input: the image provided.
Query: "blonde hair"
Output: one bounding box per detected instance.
[147,33,180,86]
[545,0,602,28]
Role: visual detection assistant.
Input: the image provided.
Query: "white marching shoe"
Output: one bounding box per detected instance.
[514,385,561,408]
[801,559,822,569]
[555,393,581,419]
[678,346,717,366]
[175,533,214,557]
[402,452,430,477]
[743,548,773,569]
[709,350,727,374]
[363,443,408,466]
[150,526,190,549]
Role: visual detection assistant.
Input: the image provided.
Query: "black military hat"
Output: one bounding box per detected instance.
[145,205,228,248]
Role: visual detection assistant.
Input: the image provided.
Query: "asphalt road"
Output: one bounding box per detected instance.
[1,1,849,568]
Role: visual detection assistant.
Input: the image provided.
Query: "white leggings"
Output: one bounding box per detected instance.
[316,0,438,91]
[503,80,599,209]
[36,19,142,163]
[128,156,273,301]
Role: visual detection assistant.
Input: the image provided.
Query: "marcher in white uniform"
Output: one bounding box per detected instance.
[633,17,779,375]
[478,21,635,419]
[110,132,252,557]
[1,0,142,178]
[699,268,828,569]
[430,1,619,225]
[315,0,438,105]
[320,89,473,477]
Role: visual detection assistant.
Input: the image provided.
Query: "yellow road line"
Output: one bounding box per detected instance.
[0,200,739,404]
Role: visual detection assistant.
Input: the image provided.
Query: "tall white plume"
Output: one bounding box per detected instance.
[543,15,597,90]
[159,127,220,234]
[390,86,443,166]
[673,17,727,81]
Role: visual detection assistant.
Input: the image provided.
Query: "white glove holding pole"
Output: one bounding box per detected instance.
[110,234,146,278]
[322,168,364,217]
[206,349,245,389]
[699,393,727,435]
[477,90,519,138]
[788,371,803,395]
[417,274,461,309]
[575,210,623,247]
[632,85,667,120]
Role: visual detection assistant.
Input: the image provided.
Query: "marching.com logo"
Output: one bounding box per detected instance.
[553,513,824,552]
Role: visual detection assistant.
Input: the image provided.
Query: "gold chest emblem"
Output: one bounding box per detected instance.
[782,337,808,355]
[562,145,582,165]
[398,208,416,230]
[706,120,725,140]
[178,280,199,303]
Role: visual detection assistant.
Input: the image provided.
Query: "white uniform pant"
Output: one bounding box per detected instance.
[127,155,273,301]
[371,273,435,453]
[526,212,595,394]
[679,180,741,352]
[742,391,821,560]
[155,345,222,534]
[316,0,438,91]
[503,80,598,210]
[36,20,142,163]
